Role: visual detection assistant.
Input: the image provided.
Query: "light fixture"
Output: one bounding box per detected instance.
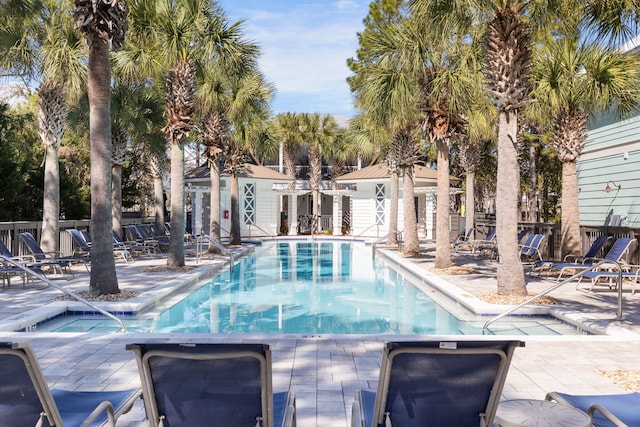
[604,181,622,193]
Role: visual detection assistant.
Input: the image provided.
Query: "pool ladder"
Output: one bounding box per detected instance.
[482,259,624,334]
[0,255,126,332]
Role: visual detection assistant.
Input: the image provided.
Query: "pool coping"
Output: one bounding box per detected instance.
[378,249,640,337]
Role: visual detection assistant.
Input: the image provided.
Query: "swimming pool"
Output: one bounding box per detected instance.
[34,241,581,335]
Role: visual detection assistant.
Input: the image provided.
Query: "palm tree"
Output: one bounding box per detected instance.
[74,0,128,295]
[299,113,337,234]
[351,26,422,256]
[110,82,164,237]
[0,0,85,253]
[532,37,640,257]
[274,113,304,184]
[413,0,544,294]
[224,71,275,245]
[458,108,495,233]
[197,29,260,246]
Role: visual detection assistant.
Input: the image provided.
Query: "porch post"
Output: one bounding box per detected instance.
[426,192,435,240]
[333,195,342,236]
[288,194,298,235]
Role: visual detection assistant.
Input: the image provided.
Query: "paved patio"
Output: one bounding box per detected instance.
[1,240,639,427]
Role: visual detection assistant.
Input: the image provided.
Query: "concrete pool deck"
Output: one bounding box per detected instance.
[1,239,639,426]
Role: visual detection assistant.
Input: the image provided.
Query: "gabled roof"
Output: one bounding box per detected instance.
[185,163,293,182]
[336,163,460,183]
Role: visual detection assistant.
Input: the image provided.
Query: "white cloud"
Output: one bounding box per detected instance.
[218,0,368,116]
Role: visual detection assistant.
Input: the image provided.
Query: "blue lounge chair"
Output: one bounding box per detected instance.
[580,266,640,293]
[68,229,132,263]
[112,230,156,257]
[0,341,141,427]
[452,227,475,253]
[531,235,611,277]
[18,232,80,276]
[125,225,162,253]
[351,339,524,427]
[127,342,296,427]
[520,233,545,262]
[0,240,34,286]
[546,391,640,427]
[471,229,497,257]
[550,237,635,282]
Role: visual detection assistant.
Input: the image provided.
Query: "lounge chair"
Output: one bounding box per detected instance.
[127,342,296,427]
[68,229,132,263]
[531,235,611,277]
[546,391,640,427]
[0,240,35,286]
[125,225,162,253]
[112,230,156,257]
[0,341,141,427]
[549,237,635,282]
[471,229,497,257]
[519,233,545,263]
[351,339,524,427]
[452,227,475,253]
[18,232,81,276]
[580,265,640,293]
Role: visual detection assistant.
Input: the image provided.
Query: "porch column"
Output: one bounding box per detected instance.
[333,196,342,236]
[193,190,203,236]
[426,193,435,240]
[288,195,298,235]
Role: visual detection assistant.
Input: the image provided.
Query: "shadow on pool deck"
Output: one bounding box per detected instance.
[1,240,640,427]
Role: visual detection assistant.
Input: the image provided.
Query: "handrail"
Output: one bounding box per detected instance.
[482,258,624,334]
[196,235,235,271]
[0,256,126,332]
[372,230,403,258]
[247,224,276,238]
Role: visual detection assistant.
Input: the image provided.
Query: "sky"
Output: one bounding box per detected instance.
[216,0,370,119]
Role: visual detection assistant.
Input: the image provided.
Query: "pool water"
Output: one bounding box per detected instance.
[35,241,581,335]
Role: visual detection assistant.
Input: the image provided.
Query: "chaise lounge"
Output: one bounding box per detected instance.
[0,341,141,427]
[127,342,296,427]
[351,339,524,427]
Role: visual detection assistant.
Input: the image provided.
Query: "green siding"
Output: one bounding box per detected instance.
[578,112,640,226]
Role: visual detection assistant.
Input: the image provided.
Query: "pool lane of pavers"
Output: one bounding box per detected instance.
[0,333,638,427]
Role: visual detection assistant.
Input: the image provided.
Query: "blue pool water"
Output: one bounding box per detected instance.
[36,241,581,335]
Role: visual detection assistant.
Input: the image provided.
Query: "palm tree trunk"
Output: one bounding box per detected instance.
[229,173,241,245]
[41,145,59,252]
[402,166,419,256]
[496,111,526,295]
[168,142,186,267]
[465,171,475,233]
[88,38,118,295]
[112,163,122,238]
[527,143,538,222]
[208,160,221,248]
[387,170,399,245]
[435,140,452,269]
[561,160,581,258]
[153,175,165,231]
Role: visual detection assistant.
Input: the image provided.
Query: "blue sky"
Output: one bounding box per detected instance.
[216,0,369,118]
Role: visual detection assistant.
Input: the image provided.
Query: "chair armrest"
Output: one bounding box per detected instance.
[588,403,627,427]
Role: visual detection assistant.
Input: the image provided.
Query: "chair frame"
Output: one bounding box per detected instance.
[127,342,295,427]
[0,341,140,427]
[352,339,524,427]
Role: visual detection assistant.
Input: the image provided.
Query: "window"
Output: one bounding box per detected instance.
[375,184,385,225]
[243,183,256,225]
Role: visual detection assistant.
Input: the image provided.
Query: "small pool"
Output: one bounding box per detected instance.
[34,241,581,335]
